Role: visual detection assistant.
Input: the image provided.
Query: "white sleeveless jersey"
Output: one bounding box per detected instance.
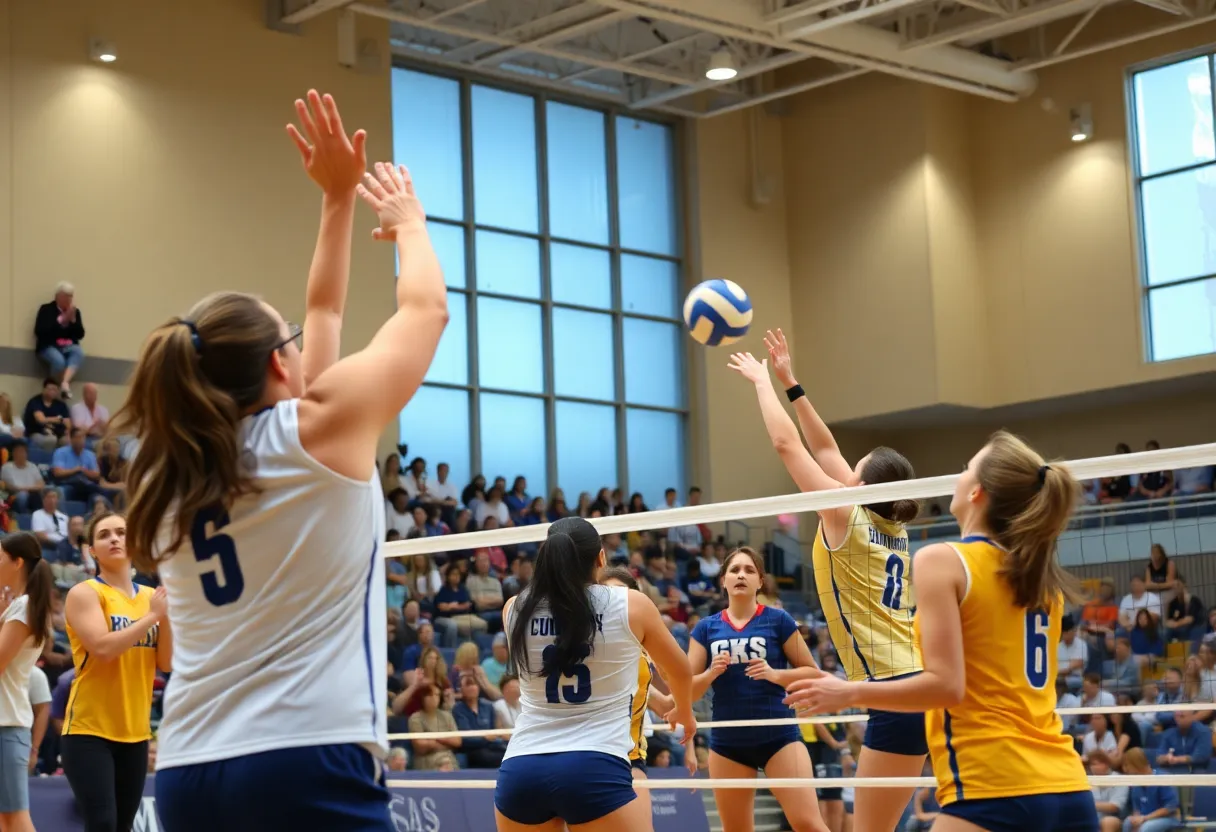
[504,585,641,761]
[155,399,388,769]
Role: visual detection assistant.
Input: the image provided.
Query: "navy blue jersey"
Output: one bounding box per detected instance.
[692,606,802,750]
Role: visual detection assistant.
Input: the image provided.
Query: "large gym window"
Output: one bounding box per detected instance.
[1130,52,1216,361]
[391,67,687,507]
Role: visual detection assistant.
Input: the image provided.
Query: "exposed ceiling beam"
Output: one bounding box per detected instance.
[631,48,810,107]
[427,0,493,23]
[1017,5,1216,69]
[780,0,928,37]
[765,0,849,24]
[703,67,870,116]
[353,3,697,85]
[901,0,1101,49]
[281,0,355,24]
[559,31,707,82]
[474,10,634,67]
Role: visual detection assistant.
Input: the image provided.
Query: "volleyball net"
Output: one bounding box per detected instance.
[385,440,1216,791]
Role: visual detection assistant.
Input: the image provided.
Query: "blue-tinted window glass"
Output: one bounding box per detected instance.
[623,319,681,408]
[472,86,538,232]
[556,402,616,500]
[1141,168,1216,285]
[616,118,677,256]
[429,222,466,289]
[546,102,609,245]
[1148,280,1216,360]
[552,309,614,400]
[391,69,463,221]
[1134,57,1215,178]
[621,255,679,318]
[475,231,540,298]
[551,244,611,309]
[399,386,470,490]
[477,298,543,393]
[425,291,468,385]
[480,394,546,496]
[626,409,683,509]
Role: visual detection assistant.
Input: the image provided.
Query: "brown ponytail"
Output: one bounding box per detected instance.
[859,446,919,524]
[109,292,283,572]
[2,533,53,648]
[978,431,1081,610]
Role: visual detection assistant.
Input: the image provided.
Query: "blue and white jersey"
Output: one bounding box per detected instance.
[691,606,801,749]
[156,399,387,769]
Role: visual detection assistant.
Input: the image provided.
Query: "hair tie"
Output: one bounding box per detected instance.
[176,320,202,354]
[1038,465,1051,485]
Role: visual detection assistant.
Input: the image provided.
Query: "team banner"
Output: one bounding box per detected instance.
[29,769,709,832]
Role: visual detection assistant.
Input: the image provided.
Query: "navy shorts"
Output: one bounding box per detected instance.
[712,738,801,772]
[941,792,1099,832]
[156,743,392,832]
[864,708,928,756]
[495,751,635,825]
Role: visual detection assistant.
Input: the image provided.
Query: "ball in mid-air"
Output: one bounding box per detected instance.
[683,279,752,347]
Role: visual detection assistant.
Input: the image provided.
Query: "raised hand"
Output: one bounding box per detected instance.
[708,650,732,678]
[783,674,857,714]
[727,352,771,386]
[356,162,426,242]
[150,586,169,621]
[286,90,368,196]
[764,328,796,388]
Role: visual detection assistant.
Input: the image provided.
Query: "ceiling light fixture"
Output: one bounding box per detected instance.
[706,47,737,81]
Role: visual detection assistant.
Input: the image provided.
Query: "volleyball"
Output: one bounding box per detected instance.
[682,279,753,346]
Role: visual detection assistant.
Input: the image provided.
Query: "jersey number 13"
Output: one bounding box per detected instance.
[543,645,592,704]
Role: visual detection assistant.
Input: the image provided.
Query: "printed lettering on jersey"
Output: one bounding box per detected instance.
[109,616,158,648]
[869,527,908,552]
[529,614,605,638]
[708,637,768,663]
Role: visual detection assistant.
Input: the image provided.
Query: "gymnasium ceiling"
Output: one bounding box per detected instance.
[277,0,1216,117]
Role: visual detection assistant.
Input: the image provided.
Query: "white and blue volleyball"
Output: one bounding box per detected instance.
[682,279,753,347]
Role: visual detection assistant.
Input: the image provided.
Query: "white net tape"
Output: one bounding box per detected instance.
[385,443,1216,558]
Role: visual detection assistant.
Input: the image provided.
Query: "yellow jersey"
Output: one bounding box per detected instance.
[812,505,920,682]
[64,580,159,743]
[629,655,653,763]
[921,537,1088,807]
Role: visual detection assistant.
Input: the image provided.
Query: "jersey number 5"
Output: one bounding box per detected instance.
[191,508,245,607]
[1024,610,1050,689]
[881,554,905,610]
[543,645,592,704]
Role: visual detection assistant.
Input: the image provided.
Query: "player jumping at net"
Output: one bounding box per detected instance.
[598,565,693,811]
[729,334,924,832]
[785,431,1099,832]
[687,546,830,832]
[494,517,697,832]
[110,91,448,830]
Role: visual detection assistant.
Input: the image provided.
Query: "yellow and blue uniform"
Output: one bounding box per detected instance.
[923,536,1096,832]
[629,656,653,770]
[63,580,158,743]
[812,505,926,755]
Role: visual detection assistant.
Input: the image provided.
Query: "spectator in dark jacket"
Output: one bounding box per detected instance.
[34,283,85,399]
[451,674,505,768]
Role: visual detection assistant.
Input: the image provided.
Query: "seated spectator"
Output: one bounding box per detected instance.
[1165,577,1205,644]
[1108,710,1142,770]
[904,785,939,832]
[480,633,508,685]
[423,506,449,537]
[467,552,504,630]
[683,559,719,614]
[1144,544,1174,602]
[1058,615,1088,692]
[50,515,91,588]
[1155,669,1184,730]
[401,621,436,675]
[1123,748,1180,832]
[501,557,531,600]
[1110,637,1142,694]
[0,394,24,449]
[667,519,702,560]
[474,516,509,574]
[627,493,647,514]
[393,646,452,717]
[759,574,783,609]
[519,497,546,529]
[23,379,71,450]
[1087,750,1127,831]
[1199,639,1216,701]
[1128,612,1163,667]
[406,685,459,771]
[1056,677,1082,736]
[1182,655,1213,706]
[399,599,423,648]
[402,457,428,504]
[31,489,68,554]
[1,441,45,512]
[1119,577,1161,629]
[474,485,511,529]
[1079,479,1100,506]
[428,462,459,511]
[1156,709,1212,769]
[380,453,402,495]
[386,612,406,682]
[1083,713,1118,763]
[573,491,592,517]
[461,474,486,513]
[698,541,724,581]
[69,383,108,441]
[449,642,500,701]
[96,438,126,508]
[434,563,488,639]
[385,488,414,537]
[503,477,529,522]
[1083,580,1119,655]
[1132,684,1158,739]
[493,674,521,729]
[1135,442,1173,501]
[50,427,102,503]
[34,283,85,399]
[1174,465,1215,496]
[386,747,408,773]
[546,489,569,522]
[452,674,506,768]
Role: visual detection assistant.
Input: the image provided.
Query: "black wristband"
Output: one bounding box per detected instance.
[786,384,805,403]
